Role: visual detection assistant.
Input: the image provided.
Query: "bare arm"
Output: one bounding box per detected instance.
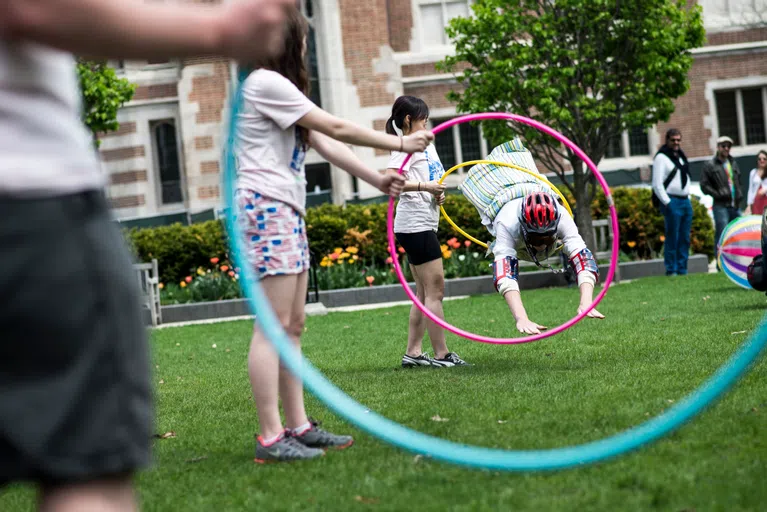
[311,132,404,196]
[576,282,605,319]
[298,108,433,153]
[1,0,292,61]
[502,290,547,335]
[385,168,445,195]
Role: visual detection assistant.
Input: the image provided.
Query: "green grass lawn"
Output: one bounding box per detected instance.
[2,273,767,511]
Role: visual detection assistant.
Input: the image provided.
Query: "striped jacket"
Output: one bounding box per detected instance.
[459,137,557,236]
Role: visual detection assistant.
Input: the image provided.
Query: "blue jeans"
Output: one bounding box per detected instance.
[661,197,693,275]
[713,205,741,256]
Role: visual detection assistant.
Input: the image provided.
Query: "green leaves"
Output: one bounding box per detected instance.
[440,0,705,165]
[76,60,136,146]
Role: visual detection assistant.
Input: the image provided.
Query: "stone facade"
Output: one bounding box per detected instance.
[101,0,767,222]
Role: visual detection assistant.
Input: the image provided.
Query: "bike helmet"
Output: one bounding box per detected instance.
[517,191,562,268]
[519,191,560,236]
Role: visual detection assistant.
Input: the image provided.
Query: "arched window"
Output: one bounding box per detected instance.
[151,119,183,205]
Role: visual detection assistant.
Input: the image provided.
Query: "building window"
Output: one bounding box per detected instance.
[300,0,322,107]
[715,86,767,147]
[432,117,484,171]
[151,119,183,205]
[306,162,332,206]
[418,0,470,47]
[307,25,322,107]
[699,0,766,29]
[605,127,651,159]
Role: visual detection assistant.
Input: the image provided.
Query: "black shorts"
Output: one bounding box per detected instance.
[0,191,152,486]
[395,230,442,266]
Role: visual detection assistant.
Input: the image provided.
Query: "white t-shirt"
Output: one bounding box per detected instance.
[0,42,104,196]
[747,168,767,206]
[388,144,444,233]
[492,198,586,261]
[235,69,316,216]
[492,199,594,288]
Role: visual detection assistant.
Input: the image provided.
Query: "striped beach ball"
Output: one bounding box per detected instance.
[718,215,763,289]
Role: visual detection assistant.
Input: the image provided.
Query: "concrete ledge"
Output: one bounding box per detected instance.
[148,254,708,325]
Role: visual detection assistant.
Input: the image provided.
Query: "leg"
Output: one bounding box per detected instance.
[280,271,310,430]
[405,264,428,357]
[415,258,449,359]
[40,476,136,512]
[663,200,681,275]
[248,273,300,440]
[0,193,150,510]
[676,198,693,275]
[713,205,728,259]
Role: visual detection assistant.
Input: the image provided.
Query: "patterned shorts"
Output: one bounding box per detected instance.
[236,190,310,278]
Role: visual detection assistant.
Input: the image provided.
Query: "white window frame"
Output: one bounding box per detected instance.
[706,76,767,155]
[149,117,186,209]
[429,112,489,172]
[603,128,654,161]
[699,0,767,31]
[412,0,472,53]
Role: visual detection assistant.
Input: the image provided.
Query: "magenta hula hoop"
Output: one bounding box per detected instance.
[386,112,620,345]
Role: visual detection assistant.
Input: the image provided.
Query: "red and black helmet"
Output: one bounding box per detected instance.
[519,191,560,236]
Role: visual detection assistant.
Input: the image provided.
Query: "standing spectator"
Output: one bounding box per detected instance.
[701,136,744,259]
[652,128,692,276]
[0,0,292,510]
[745,150,767,216]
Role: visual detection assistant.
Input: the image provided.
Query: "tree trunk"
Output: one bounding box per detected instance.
[572,160,597,252]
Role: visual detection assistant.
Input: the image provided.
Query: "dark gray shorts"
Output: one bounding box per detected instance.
[0,191,152,486]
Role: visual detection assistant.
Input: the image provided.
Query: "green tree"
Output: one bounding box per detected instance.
[76,60,136,146]
[438,0,705,249]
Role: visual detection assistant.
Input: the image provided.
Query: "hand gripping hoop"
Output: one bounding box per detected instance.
[224,86,767,471]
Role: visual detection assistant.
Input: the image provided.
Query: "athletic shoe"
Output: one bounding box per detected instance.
[254,433,325,463]
[291,419,354,450]
[402,352,434,368]
[432,352,470,367]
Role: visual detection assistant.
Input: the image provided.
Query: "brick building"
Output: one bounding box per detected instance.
[102,0,767,225]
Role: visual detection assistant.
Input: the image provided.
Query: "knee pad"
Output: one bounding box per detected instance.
[493,256,519,295]
[569,248,600,283]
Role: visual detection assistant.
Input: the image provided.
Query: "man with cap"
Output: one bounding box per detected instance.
[701,135,744,261]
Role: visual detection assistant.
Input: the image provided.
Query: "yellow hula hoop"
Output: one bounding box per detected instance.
[437,159,573,249]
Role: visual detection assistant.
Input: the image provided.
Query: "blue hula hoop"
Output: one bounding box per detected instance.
[223,80,767,471]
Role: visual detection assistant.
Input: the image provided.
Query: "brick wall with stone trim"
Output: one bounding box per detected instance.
[659,48,767,159]
[387,0,413,52]
[177,58,231,212]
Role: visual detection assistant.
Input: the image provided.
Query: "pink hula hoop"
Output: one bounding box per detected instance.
[386,112,620,345]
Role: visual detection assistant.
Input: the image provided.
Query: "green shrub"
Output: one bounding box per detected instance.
[125,220,227,285]
[125,186,716,286]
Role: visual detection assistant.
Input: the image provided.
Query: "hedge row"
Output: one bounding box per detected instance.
[125,187,715,284]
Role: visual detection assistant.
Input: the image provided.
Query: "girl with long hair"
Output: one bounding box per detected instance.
[746,150,767,215]
[386,96,469,368]
[235,7,432,463]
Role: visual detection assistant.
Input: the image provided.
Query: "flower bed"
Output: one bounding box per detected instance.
[127,187,716,305]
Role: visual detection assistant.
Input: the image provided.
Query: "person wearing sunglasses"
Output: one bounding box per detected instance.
[745,150,767,216]
[652,128,693,276]
[460,138,605,335]
[701,136,744,261]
